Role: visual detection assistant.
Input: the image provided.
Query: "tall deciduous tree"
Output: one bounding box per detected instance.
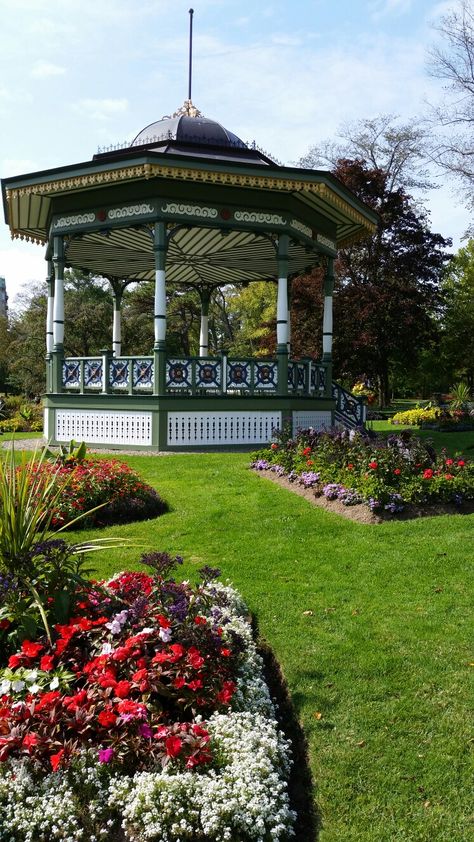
[441,239,474,386]
[428,0,474,227]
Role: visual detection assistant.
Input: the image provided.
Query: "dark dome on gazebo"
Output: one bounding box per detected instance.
[123,100,275,166]
[131,115,247,150]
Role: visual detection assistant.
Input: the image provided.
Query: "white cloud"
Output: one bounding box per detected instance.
[31,61,66,79]
[71,98,129,121]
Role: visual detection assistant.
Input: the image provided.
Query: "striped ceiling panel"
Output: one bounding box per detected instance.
[64,225,321,285]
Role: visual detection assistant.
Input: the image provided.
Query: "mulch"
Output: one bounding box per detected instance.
[255,469,474,524]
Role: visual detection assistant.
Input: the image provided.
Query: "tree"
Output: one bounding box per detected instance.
[299,114,433,193]
[428,0,474,225]
[440,240,474,386]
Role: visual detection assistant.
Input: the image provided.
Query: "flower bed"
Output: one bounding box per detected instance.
[251,428,474,515]
[0,555,295,840]
[32,458,168,528]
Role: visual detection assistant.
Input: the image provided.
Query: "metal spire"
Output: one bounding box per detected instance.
[188,8,194,102]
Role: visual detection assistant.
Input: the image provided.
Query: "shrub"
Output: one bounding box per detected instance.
[32,457,168,529]
[390,405,440,426]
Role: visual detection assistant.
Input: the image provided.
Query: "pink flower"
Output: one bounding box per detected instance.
[98,747,114,763]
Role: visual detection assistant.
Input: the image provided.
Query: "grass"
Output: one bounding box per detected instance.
[53,436,474,842]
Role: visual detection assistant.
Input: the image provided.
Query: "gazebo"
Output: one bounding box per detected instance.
[1,99,377,451]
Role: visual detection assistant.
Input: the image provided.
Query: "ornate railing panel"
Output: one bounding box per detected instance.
[332,382,366,428]
[60,355,329,399]
[288,360,327,395]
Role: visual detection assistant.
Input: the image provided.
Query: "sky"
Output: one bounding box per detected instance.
[0,0,468,308]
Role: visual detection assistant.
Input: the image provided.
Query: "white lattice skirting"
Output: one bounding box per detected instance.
[55,410,152,446]
[167,411,282,446]
[292,411,332,435]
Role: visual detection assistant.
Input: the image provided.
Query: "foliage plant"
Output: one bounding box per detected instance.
[251,427,473,513]
[0,562,295,841]
[0,444,130,650]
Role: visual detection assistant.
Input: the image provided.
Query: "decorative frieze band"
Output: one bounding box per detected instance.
[52,213,95,229]
[316,233,337,252]
[160,202,218,219]
[108,203,154,219]
[290,219,312,238]
[234,211,285,225]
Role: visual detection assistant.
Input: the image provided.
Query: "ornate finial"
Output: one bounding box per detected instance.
[170,99,203,118]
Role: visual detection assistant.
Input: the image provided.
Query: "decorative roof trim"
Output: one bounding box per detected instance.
[5,163,377,244]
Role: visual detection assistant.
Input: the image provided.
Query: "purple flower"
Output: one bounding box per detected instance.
[98,748,114,764]
[139,723,153,739]
[300,471,320,488]
[323,483,343,500]
[252,459,270,471]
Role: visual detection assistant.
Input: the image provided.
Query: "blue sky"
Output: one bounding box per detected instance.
[0,0,465,305]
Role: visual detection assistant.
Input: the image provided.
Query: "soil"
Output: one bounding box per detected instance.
[256,469,474,524]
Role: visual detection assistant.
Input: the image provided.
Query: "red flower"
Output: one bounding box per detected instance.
[154,725,169,739]
[457,460,465,467]
[188,648,205,669]
[155,614,171,629]
[21,640,43,658]
[187,678,203,691]
[22,733,39,749]
[220,648,231,657]
[40,655,55,672]
[173,676,186,689]
[302,447,311,456]
[347,463,354,470]
[270,443,278,450]
[423,469,434,479]
[444,473,454,480]
[445,458,454,466]
[217,681,236,705]
[393,468,401,475]
[165,735,183,757]
[8,654,22,668]
[34,691,61,711]
[368,461,378,470]
[114,681,132,699]
[50,749,64,771]
[306,459,314,467]
[194,616,207,626]
[98,709,117,727]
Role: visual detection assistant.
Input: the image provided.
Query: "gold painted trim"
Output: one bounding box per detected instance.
[6,163,377,243]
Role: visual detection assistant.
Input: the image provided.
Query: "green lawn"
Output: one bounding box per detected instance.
[57,442,474,842]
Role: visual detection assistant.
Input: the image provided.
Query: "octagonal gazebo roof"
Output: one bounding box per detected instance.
[1,100,378,289]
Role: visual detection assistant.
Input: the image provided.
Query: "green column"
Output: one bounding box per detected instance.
[322,257,334,398]
[153,221,167,396]
[51,236,65,394]
[276,234,289,396]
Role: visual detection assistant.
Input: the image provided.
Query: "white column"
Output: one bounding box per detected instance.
[46,259,54,354]
[277,275,289,348]
[199,313,209,356]
[199,289,210,357]
[52,236,64,349]
[153,223,167,348]
[113,296,122,357]
[322,258,334,360]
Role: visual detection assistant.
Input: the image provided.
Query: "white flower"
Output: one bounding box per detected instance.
[11,680,25,692]
[0,679,11,694]
[158,627,172,643]
[49,677,60,690]
[29,684,40,694]
[25,670,38,683]
[100,643,113,655]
